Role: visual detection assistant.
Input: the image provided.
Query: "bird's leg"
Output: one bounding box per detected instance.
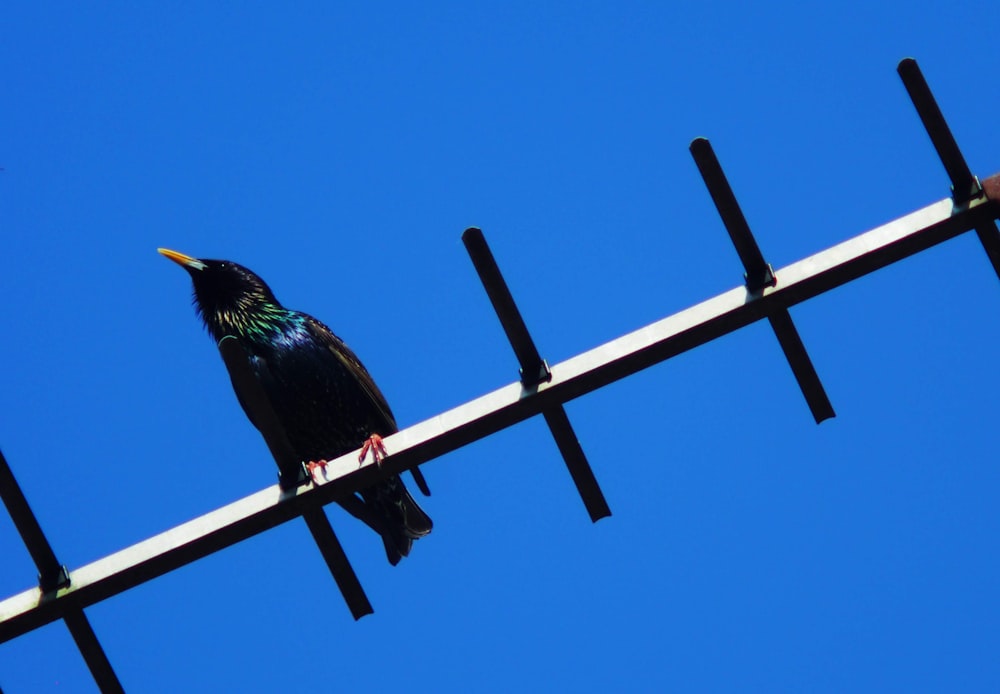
[359,434,388,469]
[306,460,328,483]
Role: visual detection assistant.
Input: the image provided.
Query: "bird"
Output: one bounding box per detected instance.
[158,248,432,565]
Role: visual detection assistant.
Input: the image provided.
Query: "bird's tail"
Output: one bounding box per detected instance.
[359,474,433,566]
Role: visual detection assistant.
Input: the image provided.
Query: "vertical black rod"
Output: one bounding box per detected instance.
[689,138,834,422]
[302,510,374,621]
[897,58,979,201]
[462,227,550,385]
[542,407,611,521]
[690,138,773,290]
[0,450,123,690]
[767,311,835,423]
[462,227,609,521]
[897,58,1000,280]
[973,223,1000,281]
[63,610,125,694]
[0,450,67,590]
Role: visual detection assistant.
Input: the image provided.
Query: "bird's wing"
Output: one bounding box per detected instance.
[303,315,398,432]
[301,315,431,495]
[223,344,274,434]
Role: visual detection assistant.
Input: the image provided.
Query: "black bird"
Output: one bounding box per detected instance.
[158,248,432,565]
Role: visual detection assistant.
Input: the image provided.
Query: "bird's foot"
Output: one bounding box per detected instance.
[306,460,328,483]
[359,434,388,469]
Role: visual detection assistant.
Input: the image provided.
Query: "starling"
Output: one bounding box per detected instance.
[158,248,432,565]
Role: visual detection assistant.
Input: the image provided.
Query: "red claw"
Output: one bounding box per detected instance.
[306,460,328,483]
[359,434,388,468]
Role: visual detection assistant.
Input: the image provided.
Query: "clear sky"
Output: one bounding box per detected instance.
[3,3,1000,692]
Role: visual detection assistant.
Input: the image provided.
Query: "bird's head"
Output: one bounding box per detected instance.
[158,248,285,342]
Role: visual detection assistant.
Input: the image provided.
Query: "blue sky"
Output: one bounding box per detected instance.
[3,3,1000,692]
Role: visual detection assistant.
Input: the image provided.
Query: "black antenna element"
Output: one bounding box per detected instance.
[691,137,835,424]
[0,450,124,693]
[463,227,611,522]
[897,57,1000,281]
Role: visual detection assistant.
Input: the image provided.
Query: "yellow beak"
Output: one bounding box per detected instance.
[158,248,207,271]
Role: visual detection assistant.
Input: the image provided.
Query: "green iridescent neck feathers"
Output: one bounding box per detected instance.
[158,249,295,343]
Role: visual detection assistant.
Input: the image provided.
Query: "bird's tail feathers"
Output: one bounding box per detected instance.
[361,475,432,565]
